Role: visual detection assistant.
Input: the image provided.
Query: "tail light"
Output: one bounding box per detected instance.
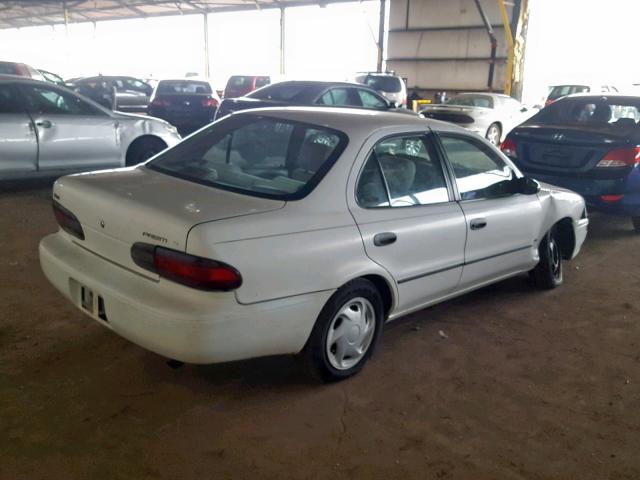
[596,147,640,168]
[52,201,85,240]
[500,137,517,158]
[131,243,242,291]
[150,98,169,108]
[600,194,624,203]
[202,97,219,108]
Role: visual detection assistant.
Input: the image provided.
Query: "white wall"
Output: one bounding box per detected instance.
[522,0,640,105]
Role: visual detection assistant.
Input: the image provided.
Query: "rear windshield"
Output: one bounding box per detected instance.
[446,94,494,108]
[535,97,640,127]
[157,81,212,95]
[147,114,348,200]
[247,83,307,101]
[362,75,402,93]
[548,85,590,101]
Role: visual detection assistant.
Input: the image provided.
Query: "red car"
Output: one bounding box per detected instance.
[0,61,45,81]
[223,75,270,99]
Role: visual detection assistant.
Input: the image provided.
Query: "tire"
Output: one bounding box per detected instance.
[531,226,563,290]
[125,137,167,166]
[632,216,640,233]
[486,123,502,146]
[305,279,384,382]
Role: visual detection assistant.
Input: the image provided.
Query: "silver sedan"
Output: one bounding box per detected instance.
[420,92,535,146]
[0,75,181,180]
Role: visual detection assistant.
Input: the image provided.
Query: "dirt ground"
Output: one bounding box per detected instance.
[1,179,639,480]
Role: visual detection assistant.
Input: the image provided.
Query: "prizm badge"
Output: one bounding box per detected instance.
[142,232,168,244]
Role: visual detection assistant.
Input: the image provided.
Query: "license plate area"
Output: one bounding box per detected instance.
[71,279,108,322]
[81,286,94,312]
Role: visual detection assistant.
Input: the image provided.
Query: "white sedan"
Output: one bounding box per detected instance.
[39,107,588,381]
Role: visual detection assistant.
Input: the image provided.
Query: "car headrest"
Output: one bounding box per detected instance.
[377,155,416,197]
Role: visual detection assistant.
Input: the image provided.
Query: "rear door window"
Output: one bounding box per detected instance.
[357,135,450,208]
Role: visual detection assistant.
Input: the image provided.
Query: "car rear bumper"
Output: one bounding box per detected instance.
[526,172,640,216]
[39,232,332,364]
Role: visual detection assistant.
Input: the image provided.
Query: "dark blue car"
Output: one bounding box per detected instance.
[501,94,640,232]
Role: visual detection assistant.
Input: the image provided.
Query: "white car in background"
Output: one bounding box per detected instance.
[420,92,535,146]
[354,72,407,107]
[0,75,181,180]
[39,107,588,381]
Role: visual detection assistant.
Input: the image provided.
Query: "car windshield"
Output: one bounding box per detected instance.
[362,75,402,93]
[157,81,212,94]
[446,95,494,108]
[247,83,308,101]
[147,114,348,200]
[548,85,590,101]
[535,98,640,126]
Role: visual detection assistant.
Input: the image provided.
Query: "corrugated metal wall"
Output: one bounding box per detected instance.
[387,0,516,98]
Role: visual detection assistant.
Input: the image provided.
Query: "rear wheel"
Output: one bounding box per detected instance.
[531,226,563,289]
[486,123,502,146]
[305,279,383,382]
[125,137,167,166]
[632,216,640,233]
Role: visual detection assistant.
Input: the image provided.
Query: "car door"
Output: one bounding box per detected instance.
[348,132,467,312]
[436,133,542,289]
[0,81,38,174]
[19,83,122,171]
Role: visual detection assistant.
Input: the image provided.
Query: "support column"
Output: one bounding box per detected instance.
[279,7,285,75]
[377,0,386,72]
[203,13,210,79]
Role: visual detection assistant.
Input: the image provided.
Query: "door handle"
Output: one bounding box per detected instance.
[373,232,397,247]
[470,218,487,230]
[36,120,52,128]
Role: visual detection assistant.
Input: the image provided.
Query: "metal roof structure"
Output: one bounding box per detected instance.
[0,0,356,29]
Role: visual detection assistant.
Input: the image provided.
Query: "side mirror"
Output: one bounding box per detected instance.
[389,101,400,109]
[514,176,541,195]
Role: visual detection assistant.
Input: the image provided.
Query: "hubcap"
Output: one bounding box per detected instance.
[326,297,376,370]
[549,235,561,278]
[487,125,500,145]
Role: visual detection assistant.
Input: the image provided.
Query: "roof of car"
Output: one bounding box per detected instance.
[227,106,467,135]
[562,92,640,101]
[0,74,47,84]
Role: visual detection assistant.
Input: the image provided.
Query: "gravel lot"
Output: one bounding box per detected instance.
[1,180,639,480]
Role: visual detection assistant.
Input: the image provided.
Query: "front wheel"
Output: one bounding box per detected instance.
[305,279,384,382]
[632,216,640,233]
[486,123,502,146]
[531,226,563,290]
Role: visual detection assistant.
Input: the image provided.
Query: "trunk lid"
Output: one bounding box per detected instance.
[512,124,634,174]
[421,105,479,124]
[53,167,284,276]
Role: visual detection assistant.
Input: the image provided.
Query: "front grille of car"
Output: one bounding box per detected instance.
[421,111,474,124]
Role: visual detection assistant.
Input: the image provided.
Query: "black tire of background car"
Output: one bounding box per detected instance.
[304,278,384,382]
[632,216,640,234]
[125,137,167,166]
[531,226,564,290]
